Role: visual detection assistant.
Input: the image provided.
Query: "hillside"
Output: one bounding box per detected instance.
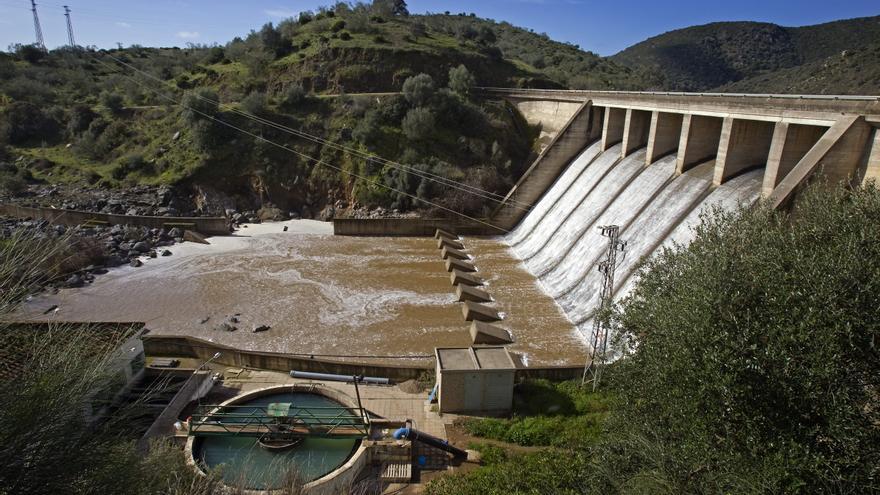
[717,42,880,95]
[612,16,880,92]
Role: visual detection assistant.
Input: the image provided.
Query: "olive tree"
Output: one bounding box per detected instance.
[598,182,880,493]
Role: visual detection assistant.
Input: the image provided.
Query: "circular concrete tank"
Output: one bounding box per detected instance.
[185,385,369,493]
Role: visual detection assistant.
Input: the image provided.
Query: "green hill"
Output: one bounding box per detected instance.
[612,16,880,92]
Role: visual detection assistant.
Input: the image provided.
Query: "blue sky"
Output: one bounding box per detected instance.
[1,0,877,56]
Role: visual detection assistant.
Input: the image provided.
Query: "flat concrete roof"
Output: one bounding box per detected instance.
[473,347,516,370]
[436,348,476,370]
[436,346,516,371]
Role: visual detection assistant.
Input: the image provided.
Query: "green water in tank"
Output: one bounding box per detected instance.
[194,392,359,490]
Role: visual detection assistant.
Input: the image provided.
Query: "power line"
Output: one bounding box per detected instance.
[63,5,75,47]
[88,53,510,234]
[100,52,534,212]
[30,0,44,49]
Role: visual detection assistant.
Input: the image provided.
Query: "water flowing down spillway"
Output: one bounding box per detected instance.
[505,143,764,347]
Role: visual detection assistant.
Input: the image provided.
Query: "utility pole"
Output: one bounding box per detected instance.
[582,225,626,391]
[30,0,45,50]
[63,5,76,47]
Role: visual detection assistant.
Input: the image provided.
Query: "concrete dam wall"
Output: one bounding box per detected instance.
[504,141,763,346]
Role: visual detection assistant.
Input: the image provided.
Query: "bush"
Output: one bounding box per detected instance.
[0,101,59,145]
[280,84,307,110]
[181,88,220,123]
[402,73,436,106]
[401,107,434,140]
[240,90,267,116]
[599,182,880,492]
[352,109,382,145]
[330,19,346,32]
[426,449,590,495]
[111,154,153,179]
[339,31,352,41]
[66,104,98,138]
[0,172,26,195]
[100,92,125,115]
[448,64,476,97]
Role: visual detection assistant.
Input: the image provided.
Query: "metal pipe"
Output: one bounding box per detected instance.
[289,370,390,385]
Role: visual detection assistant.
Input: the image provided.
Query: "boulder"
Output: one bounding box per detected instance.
[65,274,84,288]
[161,250,172,257]
[133,241,151,252]
[252,324,271,333]
[130,259,143,268]
[216,322,237,332]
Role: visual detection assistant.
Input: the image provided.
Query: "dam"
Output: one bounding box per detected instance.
[16,90,880,371]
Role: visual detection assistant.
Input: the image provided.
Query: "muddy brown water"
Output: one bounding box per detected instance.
[19,222,586,365]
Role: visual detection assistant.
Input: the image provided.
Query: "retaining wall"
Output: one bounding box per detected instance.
[143,335,585,382]
[332,217,501,237]
[0,204,230,236]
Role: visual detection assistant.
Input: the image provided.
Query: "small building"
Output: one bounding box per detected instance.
[434,346,516,415]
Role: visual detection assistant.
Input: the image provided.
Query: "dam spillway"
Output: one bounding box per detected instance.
[504,142,764,342]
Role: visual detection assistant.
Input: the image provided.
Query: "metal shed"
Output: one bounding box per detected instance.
[434,346,516,414]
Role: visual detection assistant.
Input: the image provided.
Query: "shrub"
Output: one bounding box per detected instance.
[0,101,59,145]
[599,182,880,492]
[181,88,220,123]
[202,46,225,64]
[330,19,346,32]
[0,171,26,195]
[100,92,124,115]
[240,90,267,116]
[402,73,435,107]
[352,109,382,145]
[280,84,307,110]
[66,104,98,137]
[339,31,352,41]
[448,64,476,97]
[401,107,434,140]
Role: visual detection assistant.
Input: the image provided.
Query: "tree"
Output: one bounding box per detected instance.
[181,88,219,124]
[371,0,408,16]
[402,73,435,107]
[448,65,476,97]
[599,183,880,493]
[402,107,434,140]
[0,102,59,144]
[259,22,286,57]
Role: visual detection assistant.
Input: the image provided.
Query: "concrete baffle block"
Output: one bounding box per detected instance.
[446,258,476,273]
[456,284,492,303]
[470,321,514,345]
[437,237,465,250]
[450,269,484,287]
[462,301,502,322]
[434,229,458,240]
[183,230,210,245]
[441,246,470,261]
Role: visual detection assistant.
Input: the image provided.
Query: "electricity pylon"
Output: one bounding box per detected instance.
[582,224,626,391]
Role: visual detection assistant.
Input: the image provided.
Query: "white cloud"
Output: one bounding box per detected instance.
[176,31,200,39]
[116,22,132,28]
[264,8,297,18]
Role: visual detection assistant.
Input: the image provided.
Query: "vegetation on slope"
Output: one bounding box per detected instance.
[717,41,880,95]
[612,15,880,93]
[0,3,543,216]
[428,182,880,494]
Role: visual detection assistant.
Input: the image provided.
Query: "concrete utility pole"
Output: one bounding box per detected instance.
[582,224,626,391]
[63,5,76,47]
[30,0,45,49]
